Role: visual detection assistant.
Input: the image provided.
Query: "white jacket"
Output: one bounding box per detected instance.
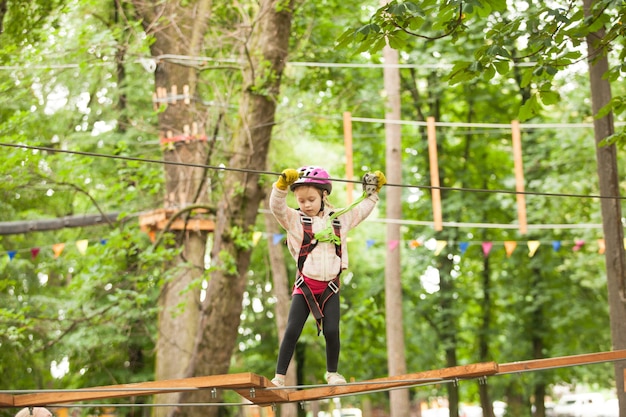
[269,184,379,282]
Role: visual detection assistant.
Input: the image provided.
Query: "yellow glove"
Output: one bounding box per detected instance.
[373,170,387,192]
[362,170,387,195]
[275,168,300,190]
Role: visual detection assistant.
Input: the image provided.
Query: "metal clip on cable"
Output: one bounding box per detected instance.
[362,172,379,196]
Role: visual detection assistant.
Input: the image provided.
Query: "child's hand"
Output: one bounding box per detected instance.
[373,170,387,191]
[276,168,300,190]
[362,170,387,195]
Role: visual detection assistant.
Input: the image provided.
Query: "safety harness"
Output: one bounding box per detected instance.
[294,214,342,335]
[293,189,372,335]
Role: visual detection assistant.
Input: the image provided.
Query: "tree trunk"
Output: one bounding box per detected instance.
[478,257,494,417]
[265,200,298,417]
[583,1,626,415]
[131,2,213,417]
[180,2,295,417]
[381,27,410,417]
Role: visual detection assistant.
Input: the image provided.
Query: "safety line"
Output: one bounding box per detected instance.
[1,142,623,201]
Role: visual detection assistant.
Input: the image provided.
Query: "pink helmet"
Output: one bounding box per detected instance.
[290,166,332,194]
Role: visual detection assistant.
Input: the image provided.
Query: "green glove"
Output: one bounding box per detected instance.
[276,168,300,190]
[362,170,387,195]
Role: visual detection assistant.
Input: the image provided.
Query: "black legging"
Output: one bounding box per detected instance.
[275,293,341,375]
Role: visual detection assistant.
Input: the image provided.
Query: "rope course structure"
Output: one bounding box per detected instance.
[2,350,625,410]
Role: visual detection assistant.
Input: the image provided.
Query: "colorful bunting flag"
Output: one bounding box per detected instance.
[76,239,89,255]
[482,242,493,257]
[459,242,469,255]
[252,231,263,246]
[0,233,616,265]
[272,233,284,245]
[527,241,540,257]
[504,241,517,258]
[52,243,65,258]
[434,240,447,256]
[597,239,605,254]
[409,239,421,249]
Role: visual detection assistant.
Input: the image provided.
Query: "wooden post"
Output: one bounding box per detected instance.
[511,120,528,235]
[427,117,443,231]
[343,112,354,204]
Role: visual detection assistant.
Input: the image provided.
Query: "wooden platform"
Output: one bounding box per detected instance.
[2,350,625,409]
[139,208,215,233]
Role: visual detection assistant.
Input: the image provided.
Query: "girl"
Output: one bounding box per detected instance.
[269,165,386,387]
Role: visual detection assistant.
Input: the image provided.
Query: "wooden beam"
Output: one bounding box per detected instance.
[286,362,498,404]
[139,209,215,233]
[511,120,528,235]
[498,349,626,374]
[12,373,275,407]
[232,376,289,405]
[0,394,13,407]
[0,213,121,236]
[426,116,443,232]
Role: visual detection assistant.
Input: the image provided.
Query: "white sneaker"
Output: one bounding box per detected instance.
[325,372,346,385]
[271,375,285,387]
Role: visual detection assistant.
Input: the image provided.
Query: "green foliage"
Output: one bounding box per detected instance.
[340,0,626,134]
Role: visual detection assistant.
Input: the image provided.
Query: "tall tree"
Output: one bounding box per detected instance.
[583,0,626,414]
[131,1,296,416]
[380,4,410,414]
[177,1,296,416]
[130,3,213,415]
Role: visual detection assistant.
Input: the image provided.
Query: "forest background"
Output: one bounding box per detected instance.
[1,1,625,417]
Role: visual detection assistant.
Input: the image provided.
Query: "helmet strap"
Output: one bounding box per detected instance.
[319,190,327,214]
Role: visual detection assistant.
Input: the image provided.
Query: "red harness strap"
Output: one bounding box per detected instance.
[295,214,342,335]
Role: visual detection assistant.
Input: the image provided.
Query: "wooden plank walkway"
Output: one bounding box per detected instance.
[286,361,498,405]
[0,394,13,407]
[498,350,626,374]
[9,373,288,408]
[2,349,625,409]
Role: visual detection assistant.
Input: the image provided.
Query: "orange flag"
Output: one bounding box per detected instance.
[504,241,517,258]
[597,239,605,254]
[52,243,65,258]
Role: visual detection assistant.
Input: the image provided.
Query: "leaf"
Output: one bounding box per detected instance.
[520,67,535,88]
[388,34,407,50]
[484,64,496,81]
[598,131,626,147]
[444,61,480,85]
[596,96,624,118]
[518,94,541,121]
[493,60,510,75]
[539,90,560,106]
